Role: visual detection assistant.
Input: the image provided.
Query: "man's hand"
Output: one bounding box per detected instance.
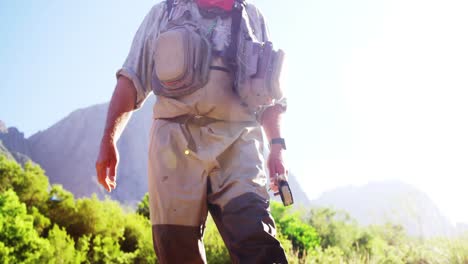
[96,138,119,192]
[261,103,287,193]
[267,144,287,193]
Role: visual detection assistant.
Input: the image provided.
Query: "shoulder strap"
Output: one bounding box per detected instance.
[224,0,245,70]
[167,0,174,18]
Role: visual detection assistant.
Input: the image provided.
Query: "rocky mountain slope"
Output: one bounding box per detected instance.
[27,99,153,205]
[0,140,14,160]
[312,181,454,237]
[0,122,32,165]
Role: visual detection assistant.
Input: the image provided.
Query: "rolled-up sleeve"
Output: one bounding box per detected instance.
[116,3,166,109]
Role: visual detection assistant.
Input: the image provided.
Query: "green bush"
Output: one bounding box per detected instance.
[3,155,468,263]
[136,193,150,219]
[271,202,321,257]
[0,156,49,209]
[46,184,77,234]
[120,213,156,263]
[46,225,78,264]
[0,189,51,263]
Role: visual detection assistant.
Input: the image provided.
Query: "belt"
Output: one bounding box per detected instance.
[157,115,221,153]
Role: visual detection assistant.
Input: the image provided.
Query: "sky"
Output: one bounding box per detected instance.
[1,0,468,224]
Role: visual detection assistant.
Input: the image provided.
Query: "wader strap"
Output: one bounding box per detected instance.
[209,65,231,73]
[157,115,220,153]
[224,0,245,70]
[167,0,174,20]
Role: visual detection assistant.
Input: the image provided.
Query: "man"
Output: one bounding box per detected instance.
[96,0,289,262]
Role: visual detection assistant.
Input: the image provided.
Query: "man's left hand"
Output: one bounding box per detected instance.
[267,144,287,193]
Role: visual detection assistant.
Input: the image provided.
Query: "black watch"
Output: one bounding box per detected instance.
[270,138,286,150]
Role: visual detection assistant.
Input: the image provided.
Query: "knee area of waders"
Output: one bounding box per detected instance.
[218,193,288,263]
[152,224,206,264]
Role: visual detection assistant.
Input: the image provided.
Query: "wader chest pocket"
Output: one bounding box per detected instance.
[155,30,191,84]
[236,40,285,111]
[153,18,212,98]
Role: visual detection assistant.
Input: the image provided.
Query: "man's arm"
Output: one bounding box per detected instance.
[261,104,286,193]
[96,76,137,192]
[246,3,288,191]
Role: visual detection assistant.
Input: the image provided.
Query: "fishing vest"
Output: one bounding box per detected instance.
[153,0,285,112]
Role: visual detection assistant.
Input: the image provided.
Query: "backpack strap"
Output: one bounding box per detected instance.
[224,0,245,70]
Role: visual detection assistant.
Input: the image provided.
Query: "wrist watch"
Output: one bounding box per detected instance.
[270,137,286,150]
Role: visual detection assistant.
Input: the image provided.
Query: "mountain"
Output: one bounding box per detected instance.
[455,223,468,235]
[0,120,14,160]
[312,181,454,238]
[0,120,6,133]
[1,99,308,207]
[0,123,32,165]
[0,140,14,160]
[27,99,153,205]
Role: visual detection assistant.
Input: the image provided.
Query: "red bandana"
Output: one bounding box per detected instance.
[195,0,235,11]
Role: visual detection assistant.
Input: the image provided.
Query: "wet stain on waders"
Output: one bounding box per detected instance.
[162,176,169,182]
[162,150,177,169]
